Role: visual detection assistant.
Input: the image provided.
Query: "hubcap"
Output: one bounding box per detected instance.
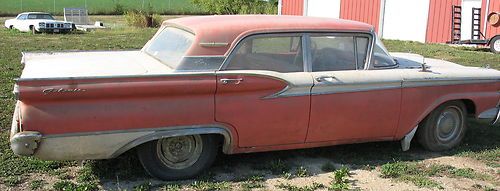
[494,39,500,52]
[156,135,202,169]
[436,106,463,142]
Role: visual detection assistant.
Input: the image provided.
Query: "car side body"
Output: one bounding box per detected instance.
[4,12,73,33]
[9,15,500,180]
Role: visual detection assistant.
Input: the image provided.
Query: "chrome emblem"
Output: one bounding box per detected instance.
[42,88,86,95]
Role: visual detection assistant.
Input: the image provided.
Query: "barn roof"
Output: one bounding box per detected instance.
[163,15,374,56]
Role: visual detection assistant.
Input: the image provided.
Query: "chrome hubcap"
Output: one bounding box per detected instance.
[494,40,500,52]
[436,106,462,142]
[156,135,202,169]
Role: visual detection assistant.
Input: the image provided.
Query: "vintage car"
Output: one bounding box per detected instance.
[9,15,500,180]
[4,12,73,34]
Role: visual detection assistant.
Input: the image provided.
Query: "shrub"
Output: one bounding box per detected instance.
[124,10,162,28]
[191,0,278,14]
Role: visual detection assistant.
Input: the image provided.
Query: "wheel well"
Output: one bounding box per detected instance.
[488,35,500,45]
[460,99,476,116]
[29,25,34,29]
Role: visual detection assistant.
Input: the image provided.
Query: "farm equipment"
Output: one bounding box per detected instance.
[449,5,500,53]
[63,8,106,32]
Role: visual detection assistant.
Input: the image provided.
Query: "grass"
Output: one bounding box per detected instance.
[0,15,499,190]
[0,0,204,16]
[276,182,325,191]
[329,167,350,191]
[29,179,46,190]
[380,161,494,188]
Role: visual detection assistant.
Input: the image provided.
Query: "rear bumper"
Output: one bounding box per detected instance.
[478,107,500,125]
[10,102,42,156]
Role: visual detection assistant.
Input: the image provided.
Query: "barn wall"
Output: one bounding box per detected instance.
[426,0,461,43]
[339,0,381,33]
[281,0,304,15]
[306,0,341,18]
[482,0,500,39]
[383,0,430,43]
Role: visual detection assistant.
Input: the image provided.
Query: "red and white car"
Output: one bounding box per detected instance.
[9,15,500,180]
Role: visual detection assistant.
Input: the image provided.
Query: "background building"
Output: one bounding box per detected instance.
[278,0,499,43]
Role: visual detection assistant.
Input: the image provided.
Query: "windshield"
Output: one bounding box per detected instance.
[27,14,55,20]
[144,27,194,68]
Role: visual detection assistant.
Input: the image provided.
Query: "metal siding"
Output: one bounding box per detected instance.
[340,0,381,33]
[282,0,304,15]
[426,0,461,43]
[483,0,500,39]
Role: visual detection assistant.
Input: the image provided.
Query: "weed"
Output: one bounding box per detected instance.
[282,172,293,179]
[295,166,310,177]
[190,181,231,191]
[53,180,98,191]
[268,159,290,175]
[4,176,22,187]
[329,167,350,191]
[276,182,325,191]
[240,174,265,190]
[133,181,152,191]
[29,179,46,190]
[162,184,181,191]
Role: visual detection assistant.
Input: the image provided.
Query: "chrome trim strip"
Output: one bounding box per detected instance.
[311,81,401,95]
[492,107,500,125]
[15,71,216,82]
[402,78,499,88]
[199,42,229,47]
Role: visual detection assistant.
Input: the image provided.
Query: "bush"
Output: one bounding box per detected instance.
[124,10,162,28]
[192,0,278,14]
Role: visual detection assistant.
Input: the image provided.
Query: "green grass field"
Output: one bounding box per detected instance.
[0,0,204,16]
[0,16,499,190]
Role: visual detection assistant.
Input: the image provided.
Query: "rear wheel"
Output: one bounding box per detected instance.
[417,101,467,151]
[137,134,218,180]
[490,36,500,54]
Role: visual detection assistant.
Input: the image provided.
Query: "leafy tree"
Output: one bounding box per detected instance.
[191,0,277,14]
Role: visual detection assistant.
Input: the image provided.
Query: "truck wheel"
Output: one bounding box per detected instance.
[137,134,218,180]
[417,101,467,151]
[490,36,500,54]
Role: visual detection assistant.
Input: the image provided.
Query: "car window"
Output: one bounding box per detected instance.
[17,14,27,20]
[371,38,396,68]
[27,14,55,20]
[310,35,357,71]
[143,27,194,68]
[225,35,304,73]
[356,37,369,69]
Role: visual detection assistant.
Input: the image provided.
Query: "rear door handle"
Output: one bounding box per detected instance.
[220,78,243,84]
[315,76,336,82]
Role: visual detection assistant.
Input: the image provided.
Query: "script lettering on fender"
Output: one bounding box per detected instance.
[42,88,87,95]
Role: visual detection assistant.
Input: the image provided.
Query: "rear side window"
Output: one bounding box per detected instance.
[310,35,369,72]
[17,14,27,20]
[225,35,304,73]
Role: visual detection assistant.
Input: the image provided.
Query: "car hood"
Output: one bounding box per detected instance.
[20,50,173,79]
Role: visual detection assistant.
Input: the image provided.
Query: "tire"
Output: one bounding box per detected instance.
[9,25,13,30]
[137,134,218,180]
[490,36,500,54]
[417,101,467,151]
[30,26,37,35]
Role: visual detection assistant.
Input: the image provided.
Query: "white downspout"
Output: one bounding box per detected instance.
[278,0,283,15]
[303,0,309,16]
[483,0,490,38]
[378,0,386,37]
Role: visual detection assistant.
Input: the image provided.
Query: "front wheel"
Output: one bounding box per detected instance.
[490,36,500,54]
[137,134,218,180]
[417,101,467,151]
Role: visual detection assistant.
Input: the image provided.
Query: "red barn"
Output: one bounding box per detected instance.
[278,0,500,44]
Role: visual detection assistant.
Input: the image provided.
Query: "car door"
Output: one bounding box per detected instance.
[215,34,314,147]
[16,14,28,31]
[306,33,403,143]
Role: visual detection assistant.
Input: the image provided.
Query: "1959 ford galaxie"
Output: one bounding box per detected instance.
[10,15,500,180]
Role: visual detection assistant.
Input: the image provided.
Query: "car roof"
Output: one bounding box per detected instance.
[164,15,374,56]
[19,12,52,15]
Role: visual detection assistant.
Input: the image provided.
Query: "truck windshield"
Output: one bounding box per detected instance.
[27,14,55,20]
[143,27,194,69]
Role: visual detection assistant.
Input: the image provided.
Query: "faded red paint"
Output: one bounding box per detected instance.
[339,0,381,33]
[396,82,500,139]
[426,0,461,43]
[215,74,310,147]
[18,75,219,135]
[281,0,304,15]
[482,0,500,40]
[165,15,373,56]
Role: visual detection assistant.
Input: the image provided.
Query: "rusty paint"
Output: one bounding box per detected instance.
[340,0,381,33]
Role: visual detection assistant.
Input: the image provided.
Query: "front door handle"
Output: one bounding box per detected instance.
[220,78,243,84]
[315,76,336,82]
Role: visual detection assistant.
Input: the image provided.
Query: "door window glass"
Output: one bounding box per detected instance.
[225,36,303,73]
[356,37,369,69]
[310,36,357,71]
